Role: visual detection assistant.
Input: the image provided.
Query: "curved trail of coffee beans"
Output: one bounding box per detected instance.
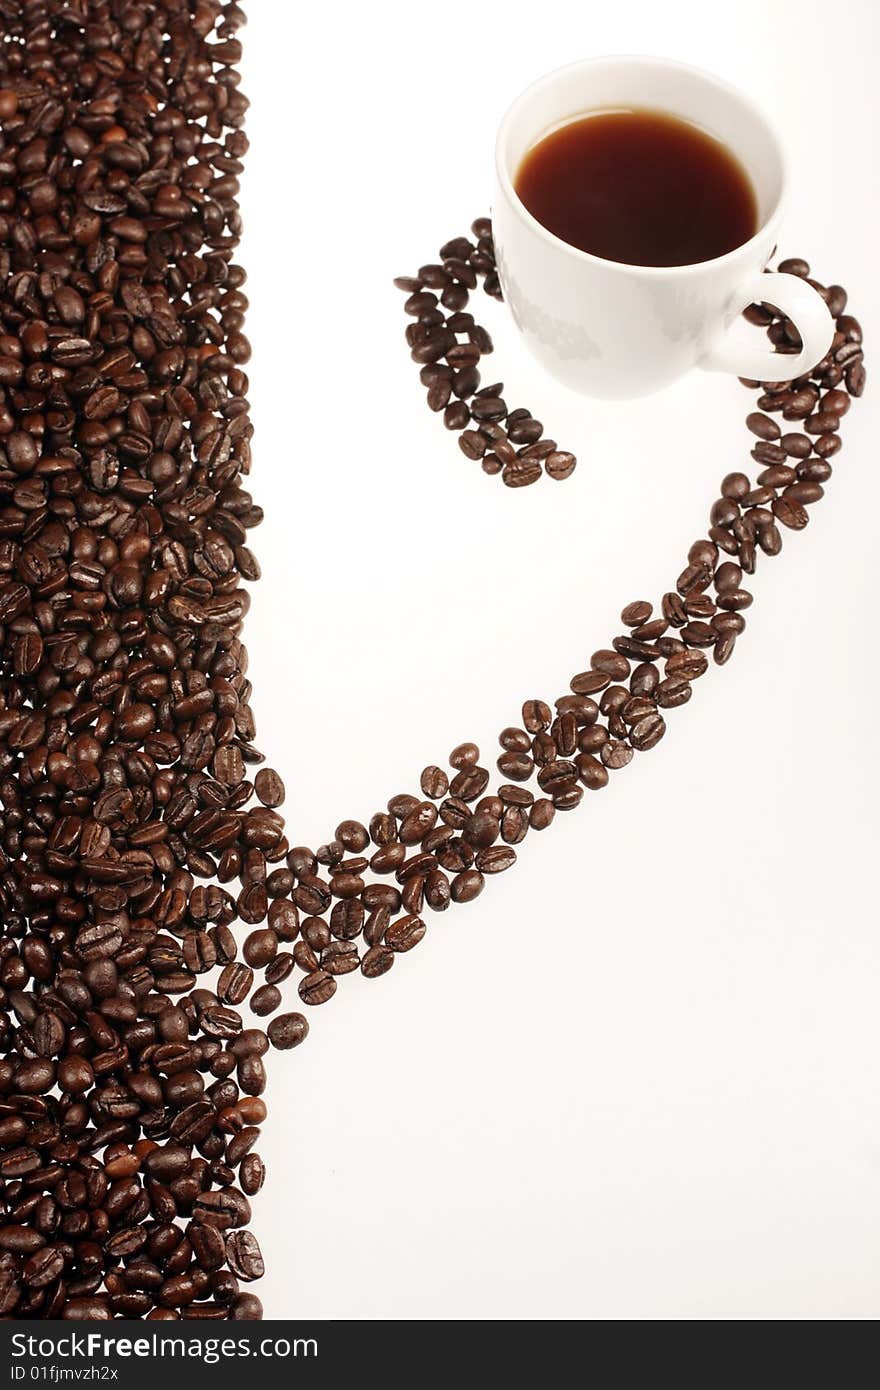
[394,222,578,487]
[0,4,865,1323]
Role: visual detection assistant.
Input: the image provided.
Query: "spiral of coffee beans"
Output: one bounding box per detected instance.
[0,0,865,1321]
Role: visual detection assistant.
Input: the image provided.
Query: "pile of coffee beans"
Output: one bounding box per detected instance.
[0,0,282,1322]
[0,1,865,1324]
[395,221,577,487]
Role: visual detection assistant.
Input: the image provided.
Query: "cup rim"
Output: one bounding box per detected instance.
[495,54,787,278]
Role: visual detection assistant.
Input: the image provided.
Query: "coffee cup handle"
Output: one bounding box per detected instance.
[699,270,835,382]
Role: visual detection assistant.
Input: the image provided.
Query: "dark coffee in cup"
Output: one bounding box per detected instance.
[514,108,758,267]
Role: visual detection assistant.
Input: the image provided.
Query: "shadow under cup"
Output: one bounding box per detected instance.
[493,58,787,399]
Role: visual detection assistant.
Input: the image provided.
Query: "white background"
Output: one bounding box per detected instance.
[236,0,879,1319]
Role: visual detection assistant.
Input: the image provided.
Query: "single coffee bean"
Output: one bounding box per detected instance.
[240,1153,266,1197]
[630,714,666,751]
[502,457,542,487]
[297,970,336,1007]
[545,450,577,480]
[591,649,631,680]
[772,496,809,530]
[267,1013,310,1050]
[384,915,427,952]
[526,799,553,831]
[254,768,285,808]
[575,753,609,790]
[746,412,781,441]
[602,740,634,770]
[450,870,484,903]
[361,945,395,978]
[474,845,517,874]
[250,985,282,1017]
[621,600,652,626]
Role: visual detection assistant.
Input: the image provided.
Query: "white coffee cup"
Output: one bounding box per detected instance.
[493,56,834,399]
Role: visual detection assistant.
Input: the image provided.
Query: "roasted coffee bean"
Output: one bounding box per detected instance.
[239,1152,266,1197]
[526,799,553,831]
[746,412,781,441]
[716,587,753,611]
[591,649,631,680]
[779,432,811,458]
[662,591,688,626]
[474,846,517,874]
[502,457,542,488]
[449,742,479,769]
[575,754,609,790]
[655,674,692,708]
[570,669,611,695]
[496,738,539,784]
[23,1247,66,1290]
[804,410,840,435]
[497,750,535,781]
[666,649,709,680]
[227,1293,263,1321]
[578,724,609,753]
[449,765,490,801]
[420,765,449,799]
[419,869,448,912]
[630,620,668,644]
[229,1032,269,1065]
[262,1014,308,1052]
[621,600,653,627]
[450,870,484,903]
[461,809,497,848]
[551,712,578,758]
[459,429,487,460]
[772,496,809,530]
[552,780,583,811]
[335,820,369,852]
[499,805,527,844]
[846,359,866,396]
[602,740,634,770]
[630,714,666,751]
[813,432,841,458]
[782,386,819,418]
[217,965,254,1007]
[225,1231,264,1283]
[297,971,336,1007]
[545,451,577,480]
[253,769,285,808]
[713,562,741,592]
[611,636,662,662]
[236,1054,266,1097]
[249,985,281,1018]
[797,457,833,483]
[681,621,717,648]
[714,632,737,664]
[361,945,395,978]
[520,701,549,734]
[235,926,275,969]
